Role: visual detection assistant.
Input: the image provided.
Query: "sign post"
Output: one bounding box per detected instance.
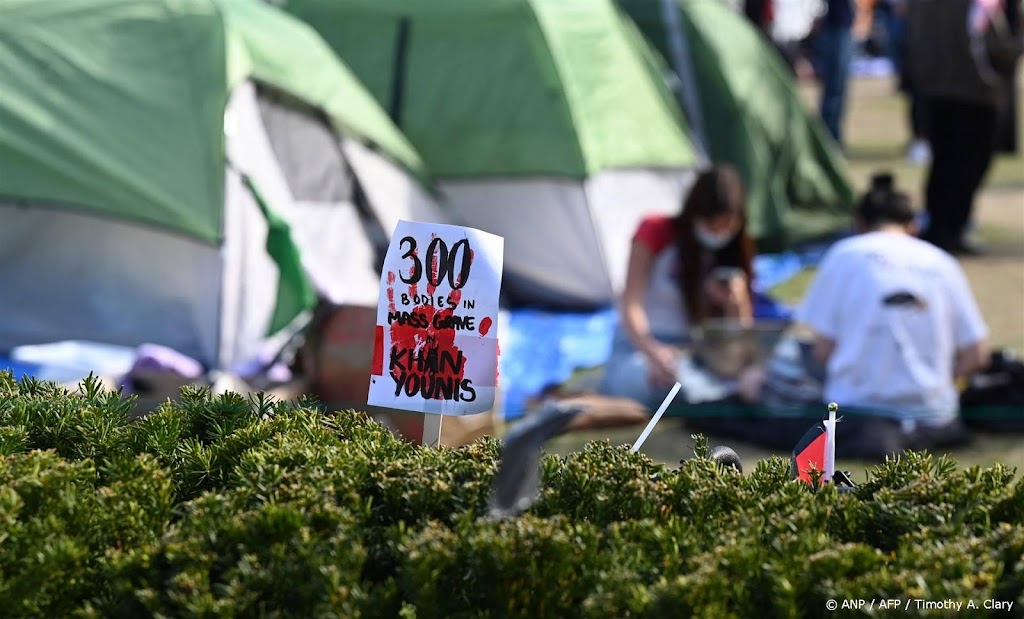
[368,220,504,445]
[422,413,444,448]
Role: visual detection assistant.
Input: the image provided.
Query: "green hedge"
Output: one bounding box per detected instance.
[0,371,1022,618]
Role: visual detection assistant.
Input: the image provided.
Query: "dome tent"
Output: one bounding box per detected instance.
[281,0,701,310]
[0,0,446,372]
[618,0,855,252]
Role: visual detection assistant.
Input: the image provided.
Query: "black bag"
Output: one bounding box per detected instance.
[960,349,1024,432]
[961,349,1024,408]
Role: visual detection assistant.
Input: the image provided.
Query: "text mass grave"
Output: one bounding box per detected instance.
[368,220,504,415]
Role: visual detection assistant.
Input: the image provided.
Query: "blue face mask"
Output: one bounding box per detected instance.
[695,225,735,250]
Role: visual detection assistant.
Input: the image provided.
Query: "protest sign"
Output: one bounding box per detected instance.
[368,220,504,416]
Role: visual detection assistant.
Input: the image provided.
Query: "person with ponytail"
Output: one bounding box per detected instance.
[600,163,756,408]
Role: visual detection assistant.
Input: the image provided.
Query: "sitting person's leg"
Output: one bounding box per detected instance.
[600,349,657,407]
[602,346,685,410]
[833,415,907,461]
[906,418,972,451]
[689,413,915,461]
[686,415,813,451]
[830,414,970,461]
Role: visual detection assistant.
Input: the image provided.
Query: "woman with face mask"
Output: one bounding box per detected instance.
[600,164,757,408]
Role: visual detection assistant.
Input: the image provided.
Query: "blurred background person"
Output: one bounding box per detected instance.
[745,0,776,36]
[794,173,989,457]
[729,173,991,458]
[771,0,827,73]
[994,0,1022,157]
[909,0,1022,254]
[881,0,931,164]
[601,164,756,408]
[812,0,857,147]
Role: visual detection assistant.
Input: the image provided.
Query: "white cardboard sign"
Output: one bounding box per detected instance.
[368,220,504,415]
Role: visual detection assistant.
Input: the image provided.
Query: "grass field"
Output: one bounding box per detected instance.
[546,72,1024,479]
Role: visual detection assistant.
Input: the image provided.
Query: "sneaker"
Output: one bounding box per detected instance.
[907,140,931,166]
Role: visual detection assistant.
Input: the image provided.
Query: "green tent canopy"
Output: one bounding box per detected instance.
[221,0,427,187]
[618,0,856,252]
[285,0,702,309]
[0,0,429,243]
[0,0,445,370]
[285,0,697,179]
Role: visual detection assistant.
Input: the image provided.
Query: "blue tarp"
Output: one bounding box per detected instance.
[751,240,835,293]
[1,358,42,381]
[498,307,619,418]
[1,341,137,385]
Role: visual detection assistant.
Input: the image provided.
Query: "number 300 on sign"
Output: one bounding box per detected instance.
[399,236,472,289]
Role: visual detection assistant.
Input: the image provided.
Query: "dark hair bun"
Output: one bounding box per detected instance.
[870,173,894,191]
[858,171,915,226]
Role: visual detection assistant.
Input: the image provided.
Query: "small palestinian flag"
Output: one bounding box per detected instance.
[792,403,839,485]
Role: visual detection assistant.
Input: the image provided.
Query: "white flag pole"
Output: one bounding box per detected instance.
[823,402,838,481]
[632,382,682,453]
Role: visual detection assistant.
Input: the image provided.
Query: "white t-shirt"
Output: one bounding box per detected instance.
[795,231,988,423]
[646,245,690,340]
[632,215,690,341]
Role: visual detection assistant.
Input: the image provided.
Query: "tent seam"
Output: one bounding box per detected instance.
[209,0,233,371]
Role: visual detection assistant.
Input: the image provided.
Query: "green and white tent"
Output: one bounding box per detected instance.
[618,0,855,252]
[0,0,446,371]
[282,0,701,309]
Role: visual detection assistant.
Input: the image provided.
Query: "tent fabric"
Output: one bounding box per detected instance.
[224,80,384,308]
[239,174,317,335]
[219,0,428,184]
[619,0,855,252]
[255,87,356,204]
[0,0,228,242]
[218,167,294,368]
[282,0,699,178]
[284,0,700,309]
[441,169,694,308]
[0,179,272,367]
[0,0,431,244]
[340,138,444,236]
[0,0,446,369]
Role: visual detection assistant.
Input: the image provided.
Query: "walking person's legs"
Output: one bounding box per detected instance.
[922,99,998,253]
[887,12,930,164]
[946,102,999,251]
[905,92,932,164]
[910,92,929,142]
[816,26,855,147]
[922,98,958,250]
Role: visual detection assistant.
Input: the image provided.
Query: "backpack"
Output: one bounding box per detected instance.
[959,349,1024,431]
[961,349,1024,407]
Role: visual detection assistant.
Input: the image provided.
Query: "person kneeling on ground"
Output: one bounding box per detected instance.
[600,163,756,409]
[737,173,990,460]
